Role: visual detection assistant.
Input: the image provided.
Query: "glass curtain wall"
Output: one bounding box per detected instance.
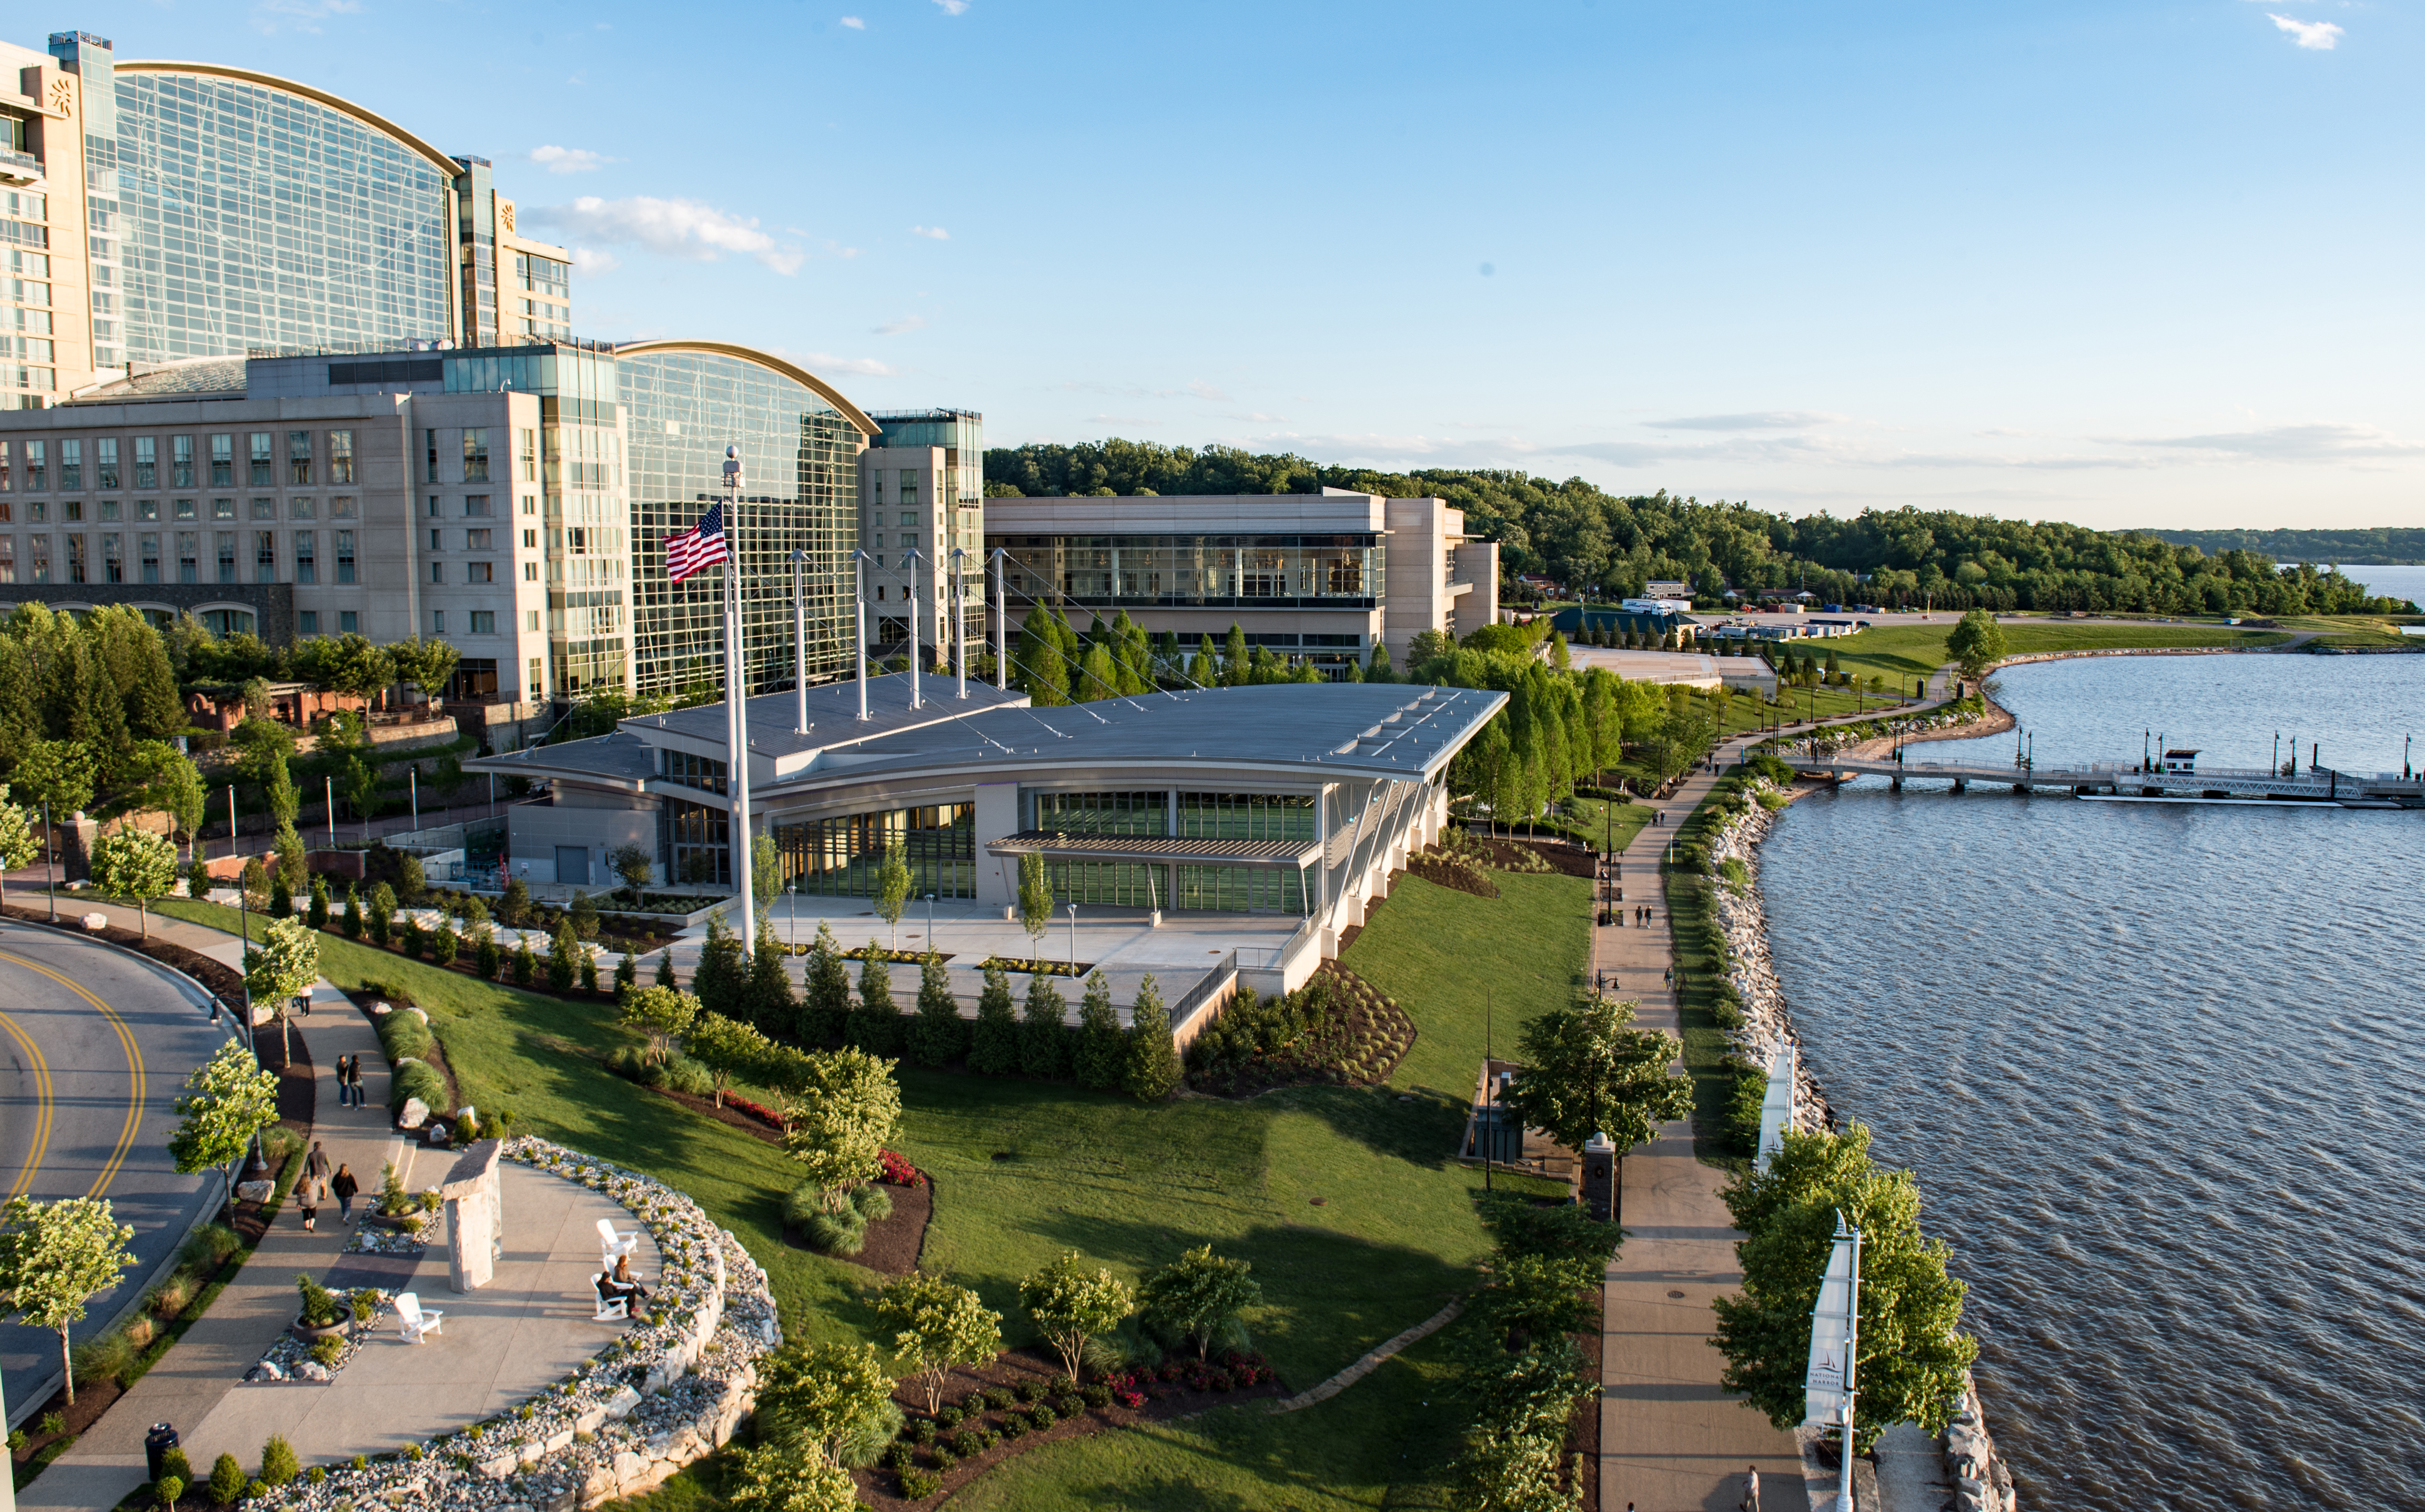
[623,351,860,700]
[988,535,1382,611]
[665,797,729,886]
[776,804,974,899]
[109,71,453,364]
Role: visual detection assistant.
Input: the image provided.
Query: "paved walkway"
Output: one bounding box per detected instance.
[21,904,402,1512]
[1596,677,1958,1512]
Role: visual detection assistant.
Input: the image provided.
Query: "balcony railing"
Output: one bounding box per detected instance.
[0,146,42,185]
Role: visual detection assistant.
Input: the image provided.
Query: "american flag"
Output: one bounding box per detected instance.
[664,501,728,582]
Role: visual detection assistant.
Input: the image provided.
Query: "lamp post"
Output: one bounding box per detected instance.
[1066,902,1077,969]
[42,798,55,923]
[326,774,336,848]
[926,891,936,947]
[409,765,419,830]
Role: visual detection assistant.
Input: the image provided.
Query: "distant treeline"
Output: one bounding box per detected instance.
[983,439,2414,617]
[2129,527,2425,566]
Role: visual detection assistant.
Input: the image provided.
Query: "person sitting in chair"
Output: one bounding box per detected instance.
[612,1252,651,1302]
[594,1271,638,1316]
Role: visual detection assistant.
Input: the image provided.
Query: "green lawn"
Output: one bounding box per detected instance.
[1560,793,1653,855]
[1812,620,2287,682]
[150,888,1597,1506]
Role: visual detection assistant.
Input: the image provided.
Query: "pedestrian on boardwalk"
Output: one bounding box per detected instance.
[307,1139,332,1181]
[331,1164,358,1223]
[348,1053,364,1107]
[1740,1465,1761,1512]
[296,1173,325,1233]
[1663,966,1673,987]
[331,1055,349,1109]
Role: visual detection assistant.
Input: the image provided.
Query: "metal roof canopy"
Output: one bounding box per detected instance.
[985,830,1320,870]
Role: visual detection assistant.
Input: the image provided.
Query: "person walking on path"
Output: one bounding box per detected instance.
[343,1053,362,1107]
[331,1164,358,1223]
[331,1055,349,1109]
[1739,1465,1761,1512]
[296,1173,325,1233]
[307,1139,333,1181]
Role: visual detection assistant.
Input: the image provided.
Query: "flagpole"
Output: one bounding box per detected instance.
[904,547,925,711]
[992,547,1008,691]
[790,547,810,735]
[852,549,870,722]
[722,444,755,952]
[1840,1215,1862,1512]
[951,546,968,699]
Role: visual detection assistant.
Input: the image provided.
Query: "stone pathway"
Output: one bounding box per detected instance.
[1269,1298,1464,1414]
[21,904,402,1512]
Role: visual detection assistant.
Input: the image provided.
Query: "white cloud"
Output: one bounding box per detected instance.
[2268,14,2343,48]
[524,196,804,274]
[874,316,929,336]
[777,349,901,378]
[2118,423,2424,461]
[1185,380,1231,403]
[529,145,609,175]
[910,225,950,240]
[251,0,360,34]
[841,15,866,27]
[934,0,969,13]
[569,247,621,275]
[1641,411,1837,432]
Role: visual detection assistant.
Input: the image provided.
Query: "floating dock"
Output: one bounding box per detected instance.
[1797,756,2425,807]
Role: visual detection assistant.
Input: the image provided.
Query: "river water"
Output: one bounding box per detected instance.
[1757,653,2425,1510]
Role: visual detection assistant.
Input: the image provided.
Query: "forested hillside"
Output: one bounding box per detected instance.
[985,439,2414,617]
[2131,527,2425,566]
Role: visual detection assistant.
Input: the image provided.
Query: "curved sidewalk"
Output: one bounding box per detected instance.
[18,904,403,1512]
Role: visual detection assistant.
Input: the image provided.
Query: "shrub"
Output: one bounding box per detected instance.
[160,1447,193,1487]
[1078,1383,1112,1408]
[1026,1402,1058,1429]
[309,1334,343,1365]
[208,1452,246,1504]
[377,1010,433,1062]
[1015,1378,1047,1403]
[474,932,502,980]
[1056,1393,1086,1417]
[850,1184,894,1223]
[945,1427,983,1457]
[806,1208,869,1256]
[148,1273,196,1318]
[981,1386,1016,1410]
[433,926,459,966]
[296,1272,341,1327]
[389,1059,447,1113]
[899,1468,941,1499]
[997,1414,1028,1440]
[882,1443,915,1472]
[259,1434,299,1487]
[928,1444,957,1469]
[73,1328,135,1388]
[659,1054,713,1097]
[906,1419,937,1446]
[933,1405,963,1429]
[511,940,538,987]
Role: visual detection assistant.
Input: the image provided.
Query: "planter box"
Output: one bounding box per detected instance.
[289,1317,348,1343]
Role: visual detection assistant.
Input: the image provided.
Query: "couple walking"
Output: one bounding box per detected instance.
[329,1053,368,1107]
[292,1141,359,1233]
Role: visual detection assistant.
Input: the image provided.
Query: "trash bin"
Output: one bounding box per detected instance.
[144,1422,179,1483]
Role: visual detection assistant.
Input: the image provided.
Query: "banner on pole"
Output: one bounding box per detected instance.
[1756,1043,1797,1170]
[1803,1223,1857,1426]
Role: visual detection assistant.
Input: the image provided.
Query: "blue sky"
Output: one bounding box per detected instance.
[65,0,2423,528]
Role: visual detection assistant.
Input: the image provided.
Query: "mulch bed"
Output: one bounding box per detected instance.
[851,1347,1288,1510]
[1408,849,1501,898]
[1568,1290,1604,1512]
[1465,834,1598,879]
[1185,960,1419,1098]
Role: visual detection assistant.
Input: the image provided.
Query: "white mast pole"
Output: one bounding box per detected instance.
[1838,1216,1863,1512]
[951,546,968,699]
[790,547,809,734]
[853,549,869,721]
[991,547,1009,691]
[722,445,754,950]
[904,548,925,711]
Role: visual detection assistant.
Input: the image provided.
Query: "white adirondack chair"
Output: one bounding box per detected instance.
[397,1291,444,1343]
[592,1274,630,1322]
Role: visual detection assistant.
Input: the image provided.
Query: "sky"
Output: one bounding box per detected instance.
[55,0,2425,529]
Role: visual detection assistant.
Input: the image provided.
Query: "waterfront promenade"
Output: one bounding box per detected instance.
[1597,666,1956,1512]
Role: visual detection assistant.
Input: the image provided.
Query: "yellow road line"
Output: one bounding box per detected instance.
[0,950,146,1197]
[0,1007,54,1198]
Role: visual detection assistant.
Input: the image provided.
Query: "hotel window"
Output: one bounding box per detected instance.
[133,436,155,488]
[28,535,48,582]
[0,439,10,492]
[136,499,157,521]
[58,439,80,491]
[173,435,194,488]
[463,428,490,482]
[213,498,235,520]
[174,498,195,520]
[139,533,159,583]
[102,532,122,583]
[526,610,540,631]
[98,499,119,522]
[26,440,47,490]
[469,609,496,634]
[298,611,319,634]
[430,610,446,634]
[467,561,493,583]
[330,496,357,519]
[208,434,231,486]
[66,532,85,583]
[426,429,439,482]
[254,531,276,581]
[900,510,916,526]
[250,497,276,520]
[430,561,444,584]
[294,531,315,584]
[96,438,118,490]
[529,657,544,698]
[465,495,492,517]
[519,429,536,481]
[248,432,274,485]
[521,494,537,515]
[428,496,441,517]
[29,500,44,522]
[522,528,538,549]
[340,611,358,633]
[177,531,197,583]
[429,529,443,552]
[524,561,537,581]
[289,497,315,520]
[467,528,493,550]
[217,531,237,583]
[328,430,355,484]
[62,499,82,522]
[0,536,12,582]
[335,530,356,584]
[288,431,312,485]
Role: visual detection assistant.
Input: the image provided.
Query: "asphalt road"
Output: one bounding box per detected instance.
[0,921,229,1422]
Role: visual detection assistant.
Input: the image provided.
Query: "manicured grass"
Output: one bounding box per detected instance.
[1561,793,1653,855]
[1340,872,1593,1105]
[1813,620,2286,683]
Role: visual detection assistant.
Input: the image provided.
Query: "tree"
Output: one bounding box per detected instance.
[547,918,582,993]
[753,835,783,921]
[847,945,902,1056]
[774,1047,901,1209]
[877,1273,1003,1415]
[389,636,459,706]
[1123,975,1179,1101]
[339,754,380,831]
[1944,607,2006,683]
[16,738,96,818]
[620,985,700,1064]
[745,914,798,1037]
[967,963,1020,1074]
[0,1195,137,1403]
[654,947,677,988]
[1016,851,1054,958]
[167,1039,279,1205]
[307,632,393,711]
[264,752,299,830]
[802,920,852,1044]
[129,747,207,862]
[0,786,36,911]
[87,827,177,939]
[1020,973,1069,1078]
[245,917,320,1061]
[568,888,600,940]
[753,1338,898,1469]
[874,841,911,951]
[1222,623,1249,686]
[693,915,747,1022]
[1367,640,1396,683]
[908,951,965,1066]
[1020,1251,1134,1381]
[273,820,306,893]
[1499,995,1692,1160]
[1073,970,1126,1091]
[725,1444,858,1512]
[688,1011,771,1108]
[1139,1244,1261,1359]
[609,842,655,904]
[207,1453,245,1506]
[1710,1124,1978,1453]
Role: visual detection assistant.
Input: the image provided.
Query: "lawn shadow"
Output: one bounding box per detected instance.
[1255,1082,1466,1171]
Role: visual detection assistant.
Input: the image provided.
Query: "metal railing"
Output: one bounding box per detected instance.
[1167,952,1239,1042]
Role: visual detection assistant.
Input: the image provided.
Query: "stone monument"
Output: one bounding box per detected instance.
[441,1138,506,1292]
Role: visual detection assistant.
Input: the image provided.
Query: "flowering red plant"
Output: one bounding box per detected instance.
[877,1148,925,1188]
[724,1094,788,1132]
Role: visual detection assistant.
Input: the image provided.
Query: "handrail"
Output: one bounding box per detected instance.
[1167,952,1238,1042]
